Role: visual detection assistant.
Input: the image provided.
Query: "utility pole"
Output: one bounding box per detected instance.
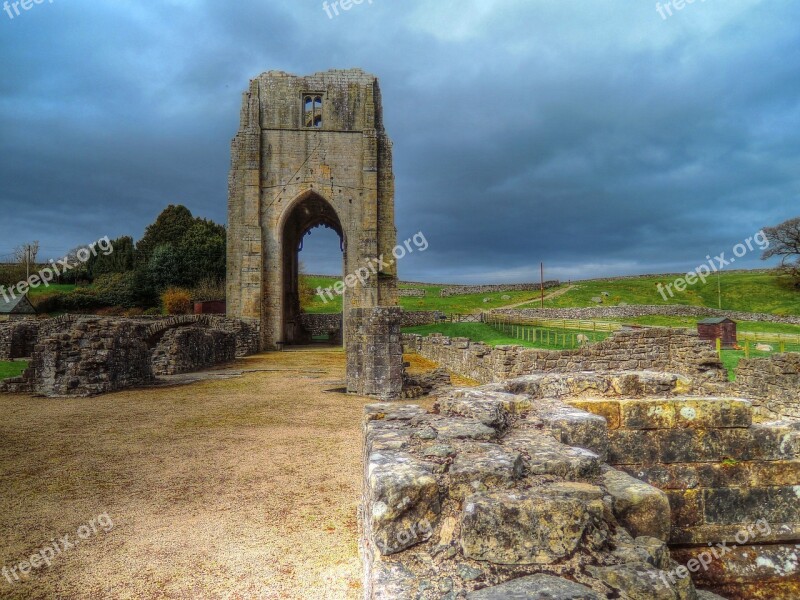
[717,271,722,309]
[540,262,545,308]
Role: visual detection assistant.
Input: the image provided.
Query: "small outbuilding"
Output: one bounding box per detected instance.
[194,300,226,315]
[697,317,737,349]
[0,293,36,321]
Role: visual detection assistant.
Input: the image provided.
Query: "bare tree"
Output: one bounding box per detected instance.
[762,217,800,287]
[14,241,40,279]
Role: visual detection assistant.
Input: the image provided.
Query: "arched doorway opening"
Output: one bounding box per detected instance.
[280,191,344,346]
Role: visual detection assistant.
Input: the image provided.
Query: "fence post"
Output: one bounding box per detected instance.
[716,338,722,358]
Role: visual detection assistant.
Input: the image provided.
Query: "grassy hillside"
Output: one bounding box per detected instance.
[520,271,798,315]
[303,270,797,317]
[302,276,558,314]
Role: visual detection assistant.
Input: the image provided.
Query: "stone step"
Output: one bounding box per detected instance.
[570,397,754,431]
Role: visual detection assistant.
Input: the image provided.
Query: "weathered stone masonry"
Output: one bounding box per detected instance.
[0,315,259,397]
[226,69,398,351]
[402,328,728,384]
[735,353,800,421]
[361,372,800,599]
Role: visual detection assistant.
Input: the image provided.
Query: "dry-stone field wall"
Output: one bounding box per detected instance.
[299,313,343,344]
[403,328,728,384]
[0,315,259,397]
[492,306,800,325]
[399,289,427,298]
[361,370,800,599]
[735,353,800,421]
[440,282,560,297]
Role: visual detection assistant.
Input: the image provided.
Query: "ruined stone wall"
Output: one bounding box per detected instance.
[0,319,39,360]
[0,315,259,397]
[361,377,697,599]
[346,307,403,400]
[572,393,800,600]
[735,353,800,420]
[403,328,727,383]
[493,305,800,325]
[151,327,237,376]
[440,281,559,297]
[362,371,800,599]
[30,318,154,397]
[299,313,342,343]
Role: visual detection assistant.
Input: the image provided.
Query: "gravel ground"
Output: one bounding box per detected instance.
[0,348,444,600]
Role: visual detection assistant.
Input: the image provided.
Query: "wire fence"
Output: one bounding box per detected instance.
[487,314,800,355]
[486,316,611,349]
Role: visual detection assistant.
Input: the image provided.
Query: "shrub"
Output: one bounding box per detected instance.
[144,307,162,316]
[93,272,137,308]
[191,277,226,302]
[96,306,126,316]
[162,287,192,315]
[58,290,105,311]
[30,292,62,314]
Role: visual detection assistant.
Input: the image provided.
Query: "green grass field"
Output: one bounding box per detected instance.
[516,271,799,315]
[402,322,604,350]
[302,276,556,314]
[26,283,77,296]
[0,361,28,380]
[304,270,798,316]
[605,315,800,335]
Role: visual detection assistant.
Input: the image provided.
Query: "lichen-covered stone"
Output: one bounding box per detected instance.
[602,467,672,541]
[448,443,524,499]
[504,429,601,479]
[366,451,441,555]
[460,487,605,564]
[466,574,602,599]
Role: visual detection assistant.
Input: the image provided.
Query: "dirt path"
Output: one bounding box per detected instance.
[495,284,576,310]
[0,349,418,600]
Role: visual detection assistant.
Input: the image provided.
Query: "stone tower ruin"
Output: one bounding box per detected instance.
[227,69,402,398]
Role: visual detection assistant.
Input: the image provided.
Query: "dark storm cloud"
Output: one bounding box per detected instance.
[1,0,797,282]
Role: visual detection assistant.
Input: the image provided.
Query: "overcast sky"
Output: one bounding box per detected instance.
[1,0,798,283]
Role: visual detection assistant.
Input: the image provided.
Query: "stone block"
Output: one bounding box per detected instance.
[587,564,696,600]
[448,443,524,500]
[460,487,604,565]
[539,404,609,460]
[602,468,672,541]
[608,430,660,465]
[504,429,601,479]
[366,451,441,555]
[435,389,526,430]
[466,574,603,599]
[568,399,621,430]
[703,486,800,526]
